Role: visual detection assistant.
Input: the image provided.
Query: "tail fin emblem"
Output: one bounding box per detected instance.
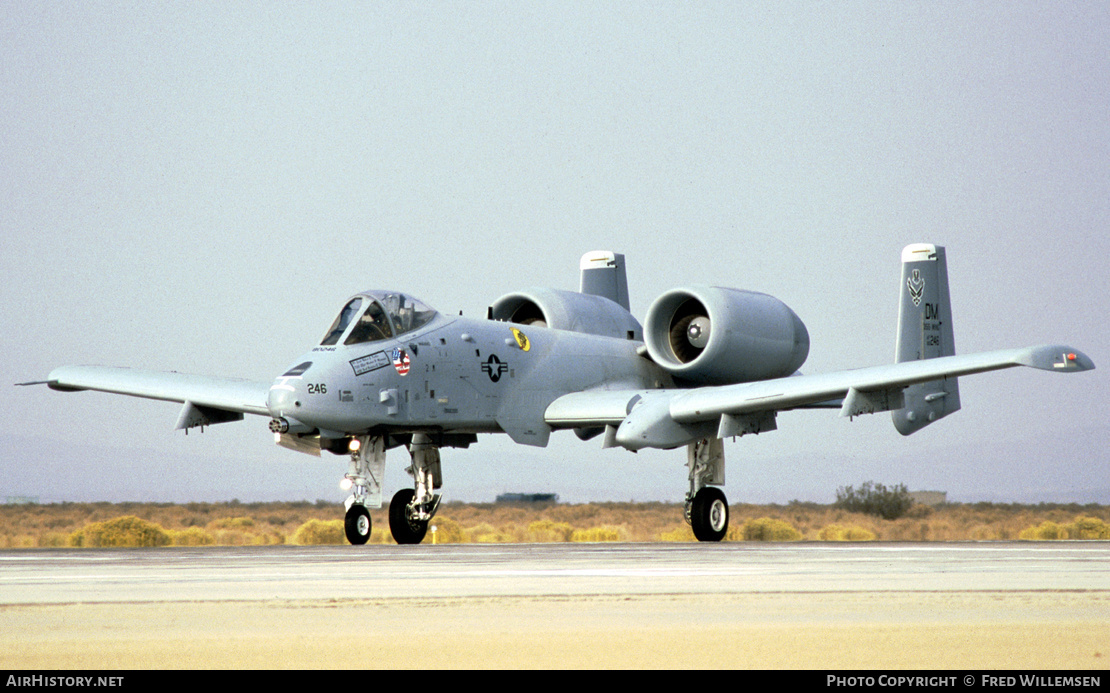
[907,269,925,307]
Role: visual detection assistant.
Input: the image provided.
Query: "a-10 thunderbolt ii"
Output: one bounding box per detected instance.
[31,244,1094,544]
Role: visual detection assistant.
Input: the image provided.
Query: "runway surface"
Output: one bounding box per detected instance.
[2,542,1108,668]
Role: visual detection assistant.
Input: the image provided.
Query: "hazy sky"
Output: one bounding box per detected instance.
[3,2,1107,506]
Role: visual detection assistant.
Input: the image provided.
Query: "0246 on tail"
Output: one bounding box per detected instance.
[31,246,1094,543]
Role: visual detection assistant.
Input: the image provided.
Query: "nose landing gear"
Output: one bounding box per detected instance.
[342,435,386,544]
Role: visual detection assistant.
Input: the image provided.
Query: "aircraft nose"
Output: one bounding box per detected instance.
[267,380,301,417]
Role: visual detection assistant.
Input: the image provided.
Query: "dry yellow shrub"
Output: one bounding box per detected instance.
[1019,521,1067,540]
[741,517,801,541]
[427,517,467,543]
[528,520,574,542]
[1021,516,1110,540]
[570,526,623,542]
[207,516,256,529]
[292,519,344,545]
[466,522,510,543]
[170,527,215,546]
[817,524,876,541]
[70,516,171,548]
[659,525,694,542]
[1067,516,1110,539]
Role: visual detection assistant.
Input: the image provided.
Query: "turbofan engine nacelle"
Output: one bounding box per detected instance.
[644,286,809,385]
[489,288,643,340]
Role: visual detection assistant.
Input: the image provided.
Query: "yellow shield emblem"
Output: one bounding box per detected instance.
[511,328,530,352]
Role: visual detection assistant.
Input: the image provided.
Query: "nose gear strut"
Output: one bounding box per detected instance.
[342,435,386,544]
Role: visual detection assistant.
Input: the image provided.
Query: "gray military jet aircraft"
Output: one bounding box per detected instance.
[30,245,1094,543]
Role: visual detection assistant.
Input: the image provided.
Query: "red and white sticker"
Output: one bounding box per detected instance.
[391,348,410,376]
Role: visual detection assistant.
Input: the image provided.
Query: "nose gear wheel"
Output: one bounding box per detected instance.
[344,505,372,545]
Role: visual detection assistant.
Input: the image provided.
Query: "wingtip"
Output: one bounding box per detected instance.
[1016,345,1095,372]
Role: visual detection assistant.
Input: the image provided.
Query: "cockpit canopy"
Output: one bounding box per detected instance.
[320,292,437,346]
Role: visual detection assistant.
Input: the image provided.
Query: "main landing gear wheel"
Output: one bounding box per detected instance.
[389,488,429,544]
[344,505,372,545]
[691,486,729,542]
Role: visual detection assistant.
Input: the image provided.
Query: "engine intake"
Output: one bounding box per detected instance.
[644,286,809,385]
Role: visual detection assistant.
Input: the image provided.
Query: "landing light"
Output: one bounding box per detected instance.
[348,438,361,452]
[340,477,353,491]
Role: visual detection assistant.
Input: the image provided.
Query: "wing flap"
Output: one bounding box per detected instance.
[46,366,272,417]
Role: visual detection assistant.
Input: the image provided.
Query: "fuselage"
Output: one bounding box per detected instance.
[266,291,670,448]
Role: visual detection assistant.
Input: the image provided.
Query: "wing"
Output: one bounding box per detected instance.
[545,344,1094,450]
[42,365,272,430]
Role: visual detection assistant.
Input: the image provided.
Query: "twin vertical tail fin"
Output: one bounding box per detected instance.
[579,251,630,311]
[892,244,962,435]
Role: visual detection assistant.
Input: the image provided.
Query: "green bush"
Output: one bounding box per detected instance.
[292,519,345,545]
[70,516,171,548]
[835,481,914,520]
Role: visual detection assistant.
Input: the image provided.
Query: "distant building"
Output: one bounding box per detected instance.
[495,493,559,504]
[4,496,38,505]
[909,491,947,506]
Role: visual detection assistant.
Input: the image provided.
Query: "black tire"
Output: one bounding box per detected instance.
[389,488,428,544]
[344,505,372,545]
[691,487,729,542]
